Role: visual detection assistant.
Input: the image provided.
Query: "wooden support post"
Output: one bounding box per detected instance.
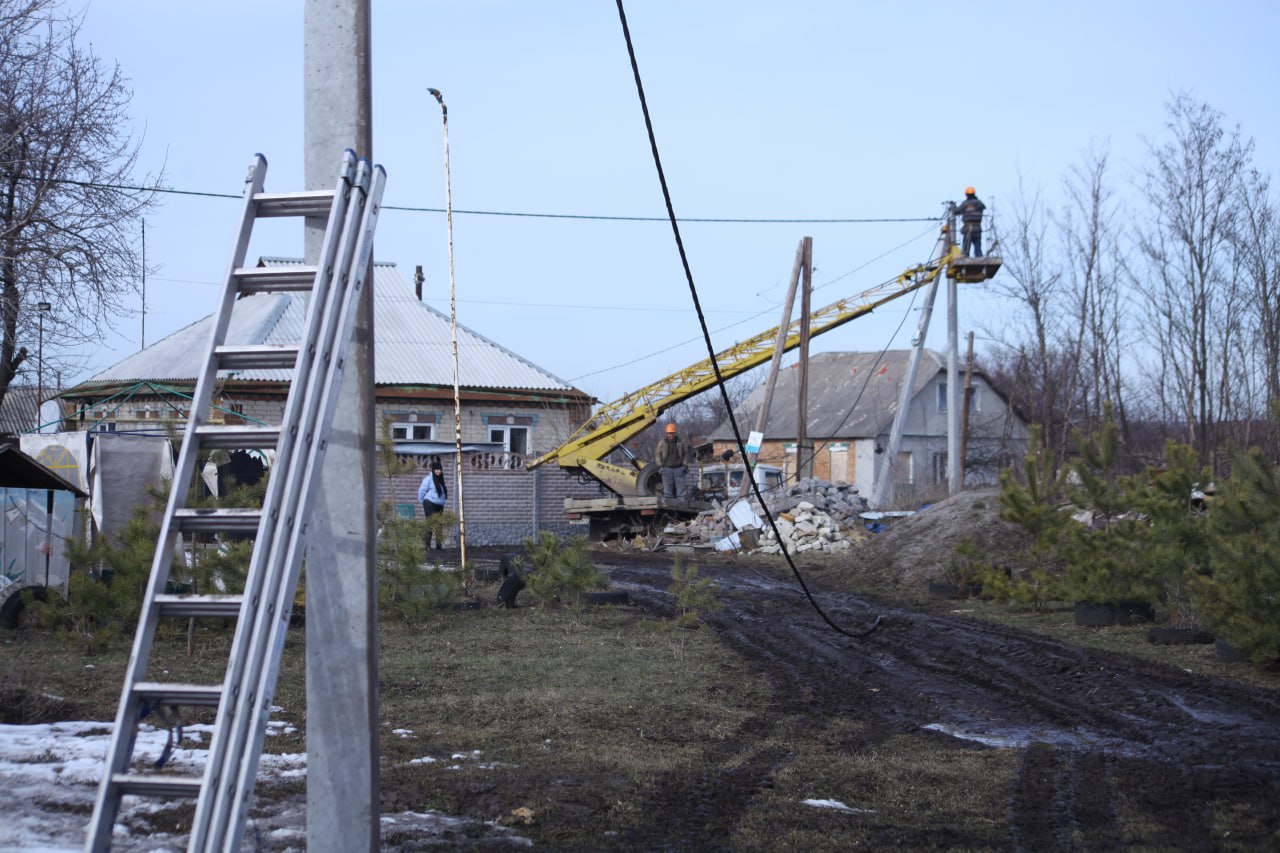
[960,331,975,487]
[796,237,814,482]
[736,240,803,499]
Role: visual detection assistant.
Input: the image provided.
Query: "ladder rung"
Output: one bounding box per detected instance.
[215,345,299,371]
[233,266,319,294]
[253,190,335,219]
[134,682,223,706]
[112,773,203,799]
[173,508,261,533]
[154,594,244,619]
[193,425,282,449]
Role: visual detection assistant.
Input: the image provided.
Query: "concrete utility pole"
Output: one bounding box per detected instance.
[946,237,961,495]
[302,2,379,851]
[871,226,949,510]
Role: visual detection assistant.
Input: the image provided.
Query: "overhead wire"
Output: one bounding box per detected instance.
[569,221,943,384]
[614,0,881,641]
[24,175,935,225]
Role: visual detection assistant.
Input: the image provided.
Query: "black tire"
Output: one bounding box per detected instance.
[1147,627,1215,646]
[584,590,630,606]
[1215,637,1245,662]
[473,565,502,583]
[1115,602,1155,626]
[499,553,523,578]
[637,462,663,497]
[497,574,526,609]
[0,586,47,630]
[928,582,962,600]
[1073,601,1117,628]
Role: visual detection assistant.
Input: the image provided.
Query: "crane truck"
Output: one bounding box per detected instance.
[528,233,1000,541]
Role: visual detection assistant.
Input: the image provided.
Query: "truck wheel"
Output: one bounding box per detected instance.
[638,462,663,497]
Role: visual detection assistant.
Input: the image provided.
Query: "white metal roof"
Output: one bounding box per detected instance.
[78,261,579,393]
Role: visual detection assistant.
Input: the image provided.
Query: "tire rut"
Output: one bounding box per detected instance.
[601,555,1280,847]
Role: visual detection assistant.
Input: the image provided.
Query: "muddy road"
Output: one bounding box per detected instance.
[597,554,1280,850]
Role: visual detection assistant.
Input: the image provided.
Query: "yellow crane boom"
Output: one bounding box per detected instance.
[532,242,992,497]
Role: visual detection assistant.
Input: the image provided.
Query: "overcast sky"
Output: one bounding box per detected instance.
[63,0,1280,405]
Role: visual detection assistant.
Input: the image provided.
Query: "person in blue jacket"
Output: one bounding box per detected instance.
[418,458,449,549]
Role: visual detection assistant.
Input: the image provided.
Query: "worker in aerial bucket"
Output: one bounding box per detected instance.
[955,186,986,257]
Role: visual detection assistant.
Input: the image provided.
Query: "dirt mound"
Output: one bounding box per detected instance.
[851,487,1030,587]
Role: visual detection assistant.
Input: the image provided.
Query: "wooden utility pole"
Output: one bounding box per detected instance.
[736,240,803,498]
[796,237,814,481]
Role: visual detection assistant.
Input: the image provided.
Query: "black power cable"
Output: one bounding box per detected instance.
[20,175,935,225]
[614,0,880,640]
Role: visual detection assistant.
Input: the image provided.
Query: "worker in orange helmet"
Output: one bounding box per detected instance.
[655,422,694,498]
[955,186,986,257]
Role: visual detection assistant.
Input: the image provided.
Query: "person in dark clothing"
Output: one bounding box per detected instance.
[418,459,448,549]
[655,423,693,498]
[955,186,986,257]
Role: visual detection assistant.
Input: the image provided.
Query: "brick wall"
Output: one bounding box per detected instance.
[379,454,599,546]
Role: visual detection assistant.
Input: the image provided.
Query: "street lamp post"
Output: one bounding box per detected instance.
[36,301,51,432]
[428,86,467,567]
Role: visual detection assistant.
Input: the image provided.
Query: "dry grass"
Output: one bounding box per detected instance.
[4,564,1276,849]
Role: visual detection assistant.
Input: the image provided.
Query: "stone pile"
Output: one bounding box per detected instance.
[659,478,869,554]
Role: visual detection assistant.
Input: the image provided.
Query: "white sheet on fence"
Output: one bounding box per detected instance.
[87,434,175,544]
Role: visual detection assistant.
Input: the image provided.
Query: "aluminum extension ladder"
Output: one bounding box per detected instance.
[85,150,386,852]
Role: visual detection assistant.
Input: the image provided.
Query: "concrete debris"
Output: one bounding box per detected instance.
[659,478,870,554]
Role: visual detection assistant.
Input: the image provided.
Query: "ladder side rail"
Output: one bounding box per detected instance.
[84,155,272,853]
[189,155,355,850]
[221,162,385,850]
[190,153,364,851]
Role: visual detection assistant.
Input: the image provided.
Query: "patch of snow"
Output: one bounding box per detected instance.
[0,720,527,851]
[802,798,872,814]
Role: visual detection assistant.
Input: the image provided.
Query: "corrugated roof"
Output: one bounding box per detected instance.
[711,350,949,440]
[0,386,39,436]
[74,261,580,394]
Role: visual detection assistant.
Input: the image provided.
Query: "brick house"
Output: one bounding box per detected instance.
[708,350,1030,507]
[58,260,599,544]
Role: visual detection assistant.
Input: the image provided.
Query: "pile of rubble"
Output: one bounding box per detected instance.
[660,478,870,554]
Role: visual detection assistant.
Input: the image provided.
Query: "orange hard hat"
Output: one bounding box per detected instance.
[665,423,677,434]
[965,186,976,195]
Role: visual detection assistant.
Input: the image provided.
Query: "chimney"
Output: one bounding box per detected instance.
[414,265,424,301]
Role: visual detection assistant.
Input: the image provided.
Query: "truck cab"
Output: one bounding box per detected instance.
[697,463,784,502]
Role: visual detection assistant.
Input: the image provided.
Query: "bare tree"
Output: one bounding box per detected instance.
[0,0,159,410]
[1060,144,1130,444]
[1233,168,1280,457]
[983,172,1077,462]
[627,369,761,464]
[1134,94,1252,469]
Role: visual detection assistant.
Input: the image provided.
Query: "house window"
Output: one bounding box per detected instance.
[94,421,117,433]
[386,409,437,438]
[937,382,980,413]
[490,425,529,456]
[392,422,434,441]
